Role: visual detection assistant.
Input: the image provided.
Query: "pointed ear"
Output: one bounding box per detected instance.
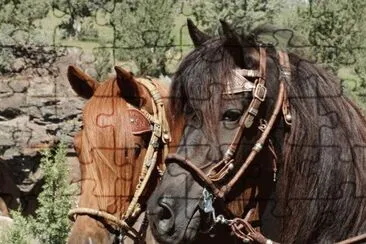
[114,66,142,107]
[220,19,242,43]
[187,19,210,47]
[67,65,99,99]
[220,20,257,69]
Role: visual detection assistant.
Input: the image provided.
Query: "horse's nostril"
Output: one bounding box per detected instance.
[156,202,175,234]
[158,203,172,220]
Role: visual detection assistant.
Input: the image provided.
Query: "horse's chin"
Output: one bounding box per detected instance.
[151,210,201,244]
[181,209,201,243]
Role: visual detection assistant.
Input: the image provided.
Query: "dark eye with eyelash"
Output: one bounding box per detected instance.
[134,143,141,158]
[184,105,194,115]
[222,109,242,122]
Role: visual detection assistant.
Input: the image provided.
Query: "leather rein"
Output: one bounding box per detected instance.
[68,77,171,243]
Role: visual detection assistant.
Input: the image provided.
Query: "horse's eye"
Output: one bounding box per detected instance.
[222,109,242,122]
[184,105,194,115]
[134,143,141,158]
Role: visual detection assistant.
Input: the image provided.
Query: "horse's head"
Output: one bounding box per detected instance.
[148,20,288,243]
[67,66,171,243]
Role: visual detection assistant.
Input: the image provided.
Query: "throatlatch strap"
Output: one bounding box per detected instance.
[279,51,292,126]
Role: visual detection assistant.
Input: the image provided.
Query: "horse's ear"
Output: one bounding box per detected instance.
[114,66,142,107]
[187,18,210,47]
[220,19,242,44]
[67,65,99,99]
[220,20,233,37]
[220,20,258,69]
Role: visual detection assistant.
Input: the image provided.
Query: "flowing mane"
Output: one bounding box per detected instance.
[279,53,366,242]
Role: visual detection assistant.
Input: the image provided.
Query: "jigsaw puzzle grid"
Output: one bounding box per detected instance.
[1,0,365,222]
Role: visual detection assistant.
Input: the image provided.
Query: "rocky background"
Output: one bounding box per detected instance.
[0,49,97,214]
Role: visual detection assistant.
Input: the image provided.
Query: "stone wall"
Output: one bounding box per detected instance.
[0,49,89,214]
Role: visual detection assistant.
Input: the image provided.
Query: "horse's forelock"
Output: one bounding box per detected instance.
[171,37,242,139]
[79,78,136,213]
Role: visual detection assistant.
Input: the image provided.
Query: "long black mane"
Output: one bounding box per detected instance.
[170,26,366,242]
[279,53,366,242]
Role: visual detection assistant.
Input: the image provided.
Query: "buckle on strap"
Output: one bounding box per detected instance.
[253,84,267,102]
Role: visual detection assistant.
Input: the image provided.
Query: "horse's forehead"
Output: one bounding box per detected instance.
[93,79,119,97]
[80,91,139,148]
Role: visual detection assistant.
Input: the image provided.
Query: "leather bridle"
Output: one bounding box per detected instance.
[165,47,366,244]
[165,48,289,199]
[165,47,290,243]
[68,77,171,243]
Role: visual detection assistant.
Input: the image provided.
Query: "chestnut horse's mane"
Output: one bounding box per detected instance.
[170,28,366,242]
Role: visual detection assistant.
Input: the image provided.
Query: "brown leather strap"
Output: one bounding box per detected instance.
[165,154,222,197]
[208,48,268,183]
[219,82,285,198]
[278,51,292,126]
[225,47,267,158]
[243,47,267,128]
[336,233,366,244]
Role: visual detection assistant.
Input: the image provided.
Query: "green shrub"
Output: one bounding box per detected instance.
[94,47,112,81]
[0,0,56,74]
[112,0,176,76]
[2,142,75,244]
[79,17,99,41]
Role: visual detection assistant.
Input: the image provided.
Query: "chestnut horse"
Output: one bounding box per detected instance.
[147,20,366,243]
[66,66,183,243]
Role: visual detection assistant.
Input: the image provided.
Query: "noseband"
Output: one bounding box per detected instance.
[68,77,171,243]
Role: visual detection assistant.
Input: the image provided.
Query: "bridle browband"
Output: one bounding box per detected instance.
[68,77,171,243]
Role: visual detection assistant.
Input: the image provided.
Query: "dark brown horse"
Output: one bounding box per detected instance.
[147,20,366,243]
[66,66,183,243]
